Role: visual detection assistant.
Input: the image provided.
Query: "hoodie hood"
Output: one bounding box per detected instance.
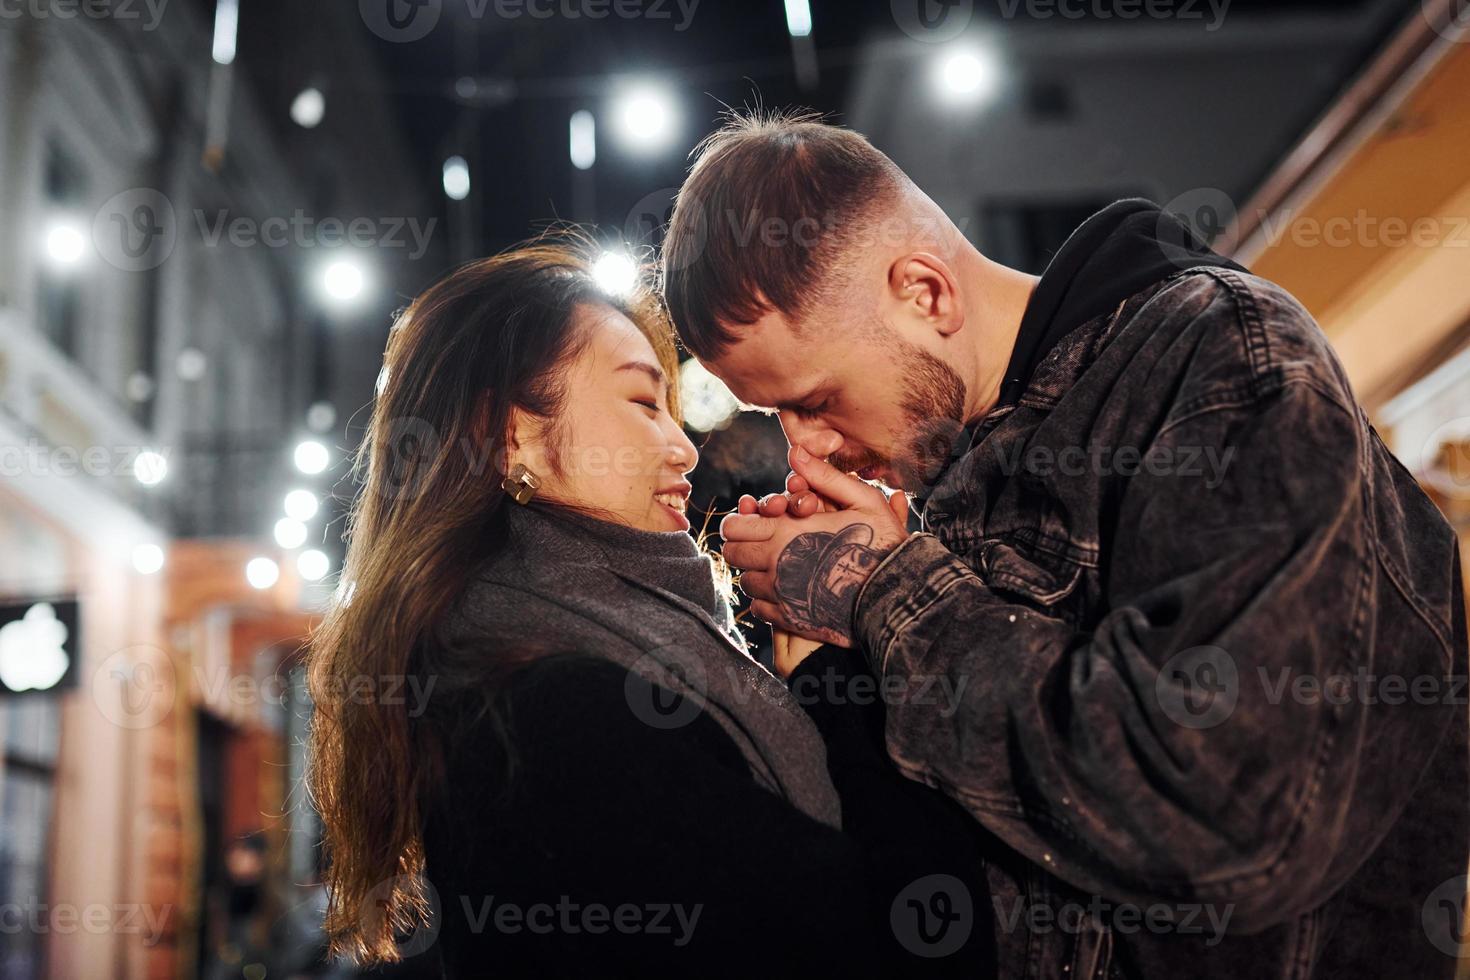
[996,198,1249,408]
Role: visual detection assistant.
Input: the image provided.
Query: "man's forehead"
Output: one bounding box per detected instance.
[705,328,820,410]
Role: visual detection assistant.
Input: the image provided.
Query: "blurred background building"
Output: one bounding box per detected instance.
[0,0,1467,977]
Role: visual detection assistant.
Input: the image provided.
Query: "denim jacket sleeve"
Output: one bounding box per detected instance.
[853,293,1461,933]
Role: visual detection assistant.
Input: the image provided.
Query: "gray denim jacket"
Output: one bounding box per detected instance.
[856,266,1469,978]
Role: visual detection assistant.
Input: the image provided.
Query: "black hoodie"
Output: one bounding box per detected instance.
[996,198,1249,408]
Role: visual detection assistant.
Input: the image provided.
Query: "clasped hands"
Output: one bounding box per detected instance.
[720,445,910,676]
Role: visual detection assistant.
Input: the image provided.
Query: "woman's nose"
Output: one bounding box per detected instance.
[669,420,699,474]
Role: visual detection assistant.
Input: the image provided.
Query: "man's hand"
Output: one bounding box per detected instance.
[771,629,826,680]
[723,446,910,647]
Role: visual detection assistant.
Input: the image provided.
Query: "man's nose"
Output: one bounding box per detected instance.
[777,411,842,458]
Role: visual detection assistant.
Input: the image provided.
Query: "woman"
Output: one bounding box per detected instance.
[307,240,992,977]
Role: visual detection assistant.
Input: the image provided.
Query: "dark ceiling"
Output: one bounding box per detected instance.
[222,0,1415,261]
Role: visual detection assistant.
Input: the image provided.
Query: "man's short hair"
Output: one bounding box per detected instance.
[661,109,904,360]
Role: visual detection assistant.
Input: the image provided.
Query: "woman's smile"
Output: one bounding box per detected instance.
[653,481,693,530]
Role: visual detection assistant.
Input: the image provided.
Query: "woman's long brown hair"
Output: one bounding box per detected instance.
[306,238,681,963]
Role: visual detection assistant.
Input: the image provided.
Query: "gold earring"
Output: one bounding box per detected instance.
[502,462,541,505]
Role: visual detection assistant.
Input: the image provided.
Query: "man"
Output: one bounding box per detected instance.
[661,110,1468,977]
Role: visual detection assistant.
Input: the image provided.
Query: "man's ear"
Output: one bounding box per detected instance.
[886,252,963,337]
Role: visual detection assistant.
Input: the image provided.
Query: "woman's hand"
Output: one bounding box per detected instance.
[735,470,832,521]
[772,628,825,680]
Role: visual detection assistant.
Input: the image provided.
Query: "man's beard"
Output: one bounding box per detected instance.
[829,335,968,493]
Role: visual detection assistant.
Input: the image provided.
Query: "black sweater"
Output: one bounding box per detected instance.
[421,645,995,978]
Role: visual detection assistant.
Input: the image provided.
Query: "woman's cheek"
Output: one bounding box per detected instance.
[619,477,646,515]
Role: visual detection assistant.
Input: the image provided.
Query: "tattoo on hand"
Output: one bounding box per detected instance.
[773,524,885,643]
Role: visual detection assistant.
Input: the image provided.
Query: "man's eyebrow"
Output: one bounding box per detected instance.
[615,360,666,386]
